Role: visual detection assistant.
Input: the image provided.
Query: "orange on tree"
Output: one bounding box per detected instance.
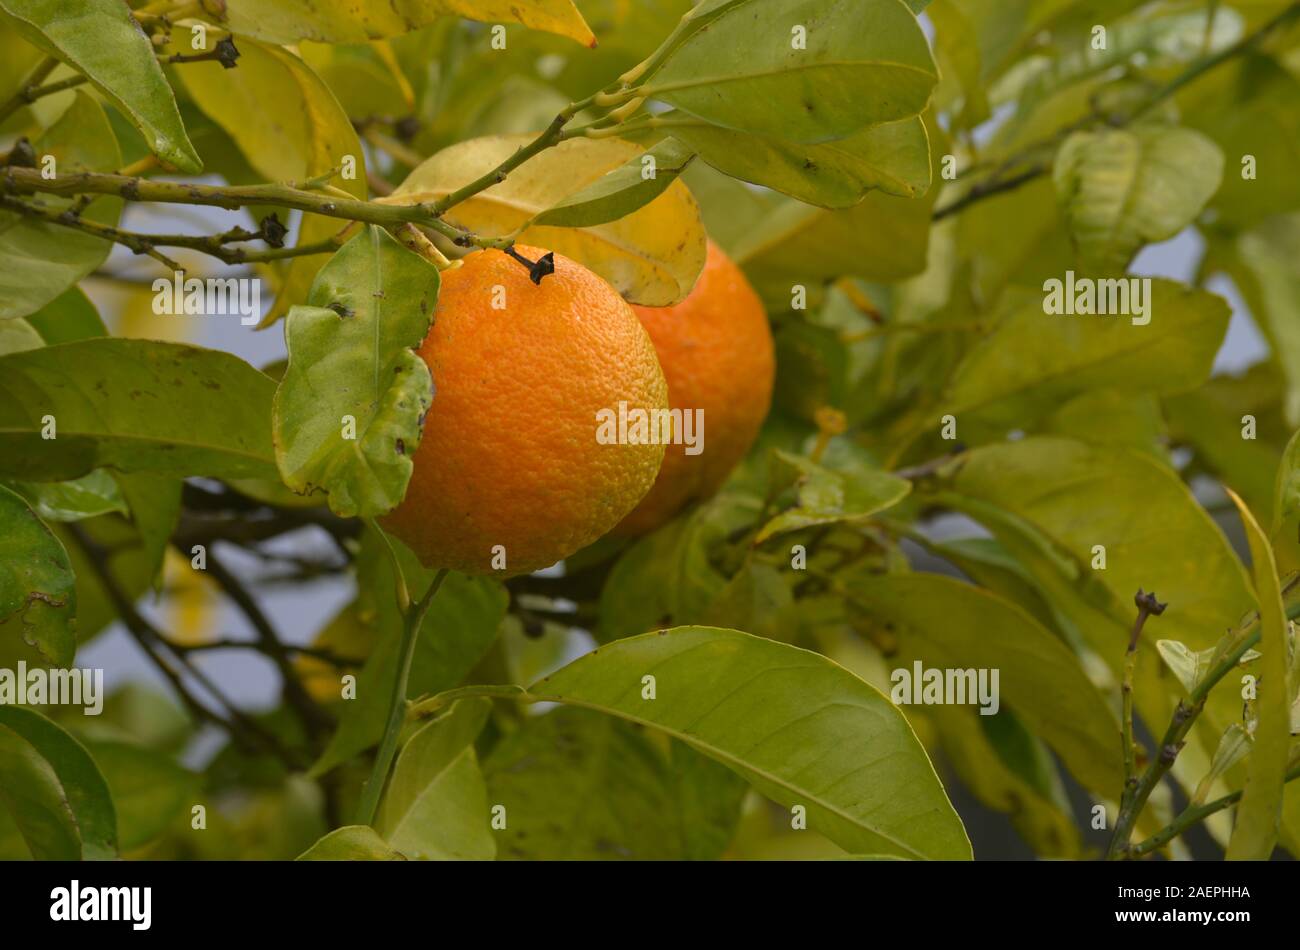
[383,246,667,575]
[615,241,775,536]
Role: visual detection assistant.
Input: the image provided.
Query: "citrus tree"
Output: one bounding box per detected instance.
[2,0,1300,863]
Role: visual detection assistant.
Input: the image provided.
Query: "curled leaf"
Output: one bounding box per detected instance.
[391,135,707,305]
[273,227,438,517]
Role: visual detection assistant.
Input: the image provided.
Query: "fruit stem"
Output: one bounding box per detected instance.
[354,567,449,827]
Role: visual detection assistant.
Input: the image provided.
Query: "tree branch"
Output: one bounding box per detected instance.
[1107,574,1300,859]
[200,550,336,742]
[1130,762,1300,857]
[66,523,298,765]
[0,194,354,267]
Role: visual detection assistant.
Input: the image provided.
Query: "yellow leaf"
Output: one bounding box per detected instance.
[223,0,596,48]
[391,135,707,305]
[172,36,366,324]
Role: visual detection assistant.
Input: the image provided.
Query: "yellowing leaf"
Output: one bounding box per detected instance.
[223,0,595,48]
[173,36,366,324]
[393,135,707,305]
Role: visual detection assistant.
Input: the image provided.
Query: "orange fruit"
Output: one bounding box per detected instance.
[615,241,774,536]
[383,246,667,575]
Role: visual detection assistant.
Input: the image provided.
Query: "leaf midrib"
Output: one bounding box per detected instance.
[527,691,936,859]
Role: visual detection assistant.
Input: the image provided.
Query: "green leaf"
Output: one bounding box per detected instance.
[1193,724,1251,807]
[0,25,42,120]
[925,535,1060,632]
[312,531,507,775]
[1163,382,1280,522]
[532,137,696,228]
[0,705,116,860]
[173,34,366,325]
[111,472,181,585]
[1045,391,1166,457]
[0,318,43,356]
[518,626,971,859]
[1155,639,1259,697]
[664,113,931,208]
[946,437,1256,789]
[925,704,1080,858]
[756,450,910,542]
[844,572,1122,792]
[0,339,278,482]
[9,469,127,522]
[24,286,106,344]
[273,226,437,517]
[731,187,934,305]
[484,706,746,859]
[376,699,495,860]
[0,92,121,320]
[1234,216,1300,427]
[1053,125,1223,272]
[83,740,198,852]
[0,483,76,667]
[223,0,596,47]
[0,0,198,171]
[1273,426,1300,576]
[944,280,1229,432]
[598,491,760,641]
[297,825,406,860]
[1225,491,1290,860]
[1182,54,1300,229]
[644,0,937,143]
[928,0,989,129]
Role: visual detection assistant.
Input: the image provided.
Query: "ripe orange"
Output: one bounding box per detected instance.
[384,246,667,575]
[615,241,774,536]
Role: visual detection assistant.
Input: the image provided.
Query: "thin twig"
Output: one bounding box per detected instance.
[1130,762,1300,857]
[1118,590,1167,830]
[0,195,351,266]
[200,551,336,741]
[66,523,294,762]
[1107,574,1300,858]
